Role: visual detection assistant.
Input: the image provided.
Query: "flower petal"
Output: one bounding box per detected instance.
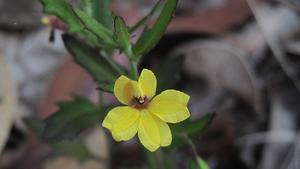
[148,90,190,123]
[138,111,160,152]
[114,75,141,105]
[156,118,172,147]
[154,89,190,105]
[138,110,172,152]
[138,69,157,99]
[102,106,140,141]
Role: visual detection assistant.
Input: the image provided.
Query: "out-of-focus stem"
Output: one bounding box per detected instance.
[129,60,139,80]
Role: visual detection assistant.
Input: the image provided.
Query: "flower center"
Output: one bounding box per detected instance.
[131,96,149,109]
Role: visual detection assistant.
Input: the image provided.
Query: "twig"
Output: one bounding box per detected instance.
[279,131,300,169]
[171,40,265,120]
[236,130,296,146]
[246,0,300,93]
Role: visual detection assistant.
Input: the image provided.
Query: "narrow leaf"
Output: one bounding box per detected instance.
[79,0,93,16]
[171,113,215,147]
[130,0,164,33]
[62,34,122,92]
[40,0,84,32]
[172,113,215,137]
[133,0,178,59]
[196,157,210,169]
[191,157,210,169]
[92,0,113,29]
[74,9,117,46]
[114,15,132,56]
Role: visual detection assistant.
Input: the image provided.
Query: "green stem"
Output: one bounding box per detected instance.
[183,134,199,158]
[156,150,167,169]
[130,59,139,80]
[99,50,124,75]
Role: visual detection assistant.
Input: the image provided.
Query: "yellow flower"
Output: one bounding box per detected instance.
[102,69,190,152]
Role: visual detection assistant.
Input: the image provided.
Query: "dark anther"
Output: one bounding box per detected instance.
[132,96,148,109]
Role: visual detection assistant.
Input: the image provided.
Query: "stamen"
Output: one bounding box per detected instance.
[138,97,145,104]
[132,96,148,109]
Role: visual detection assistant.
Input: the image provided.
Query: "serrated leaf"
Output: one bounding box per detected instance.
[24,116,46,137]
[133,0,177,59]
[40,0,84,32]
[43,95,112,141]
[114,15,132,56]
[62,34,122,92]
[52,140,92,161]
[74,9,117,46]
[171,113,215,147]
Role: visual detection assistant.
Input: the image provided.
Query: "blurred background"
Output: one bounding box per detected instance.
[1,0,300,168]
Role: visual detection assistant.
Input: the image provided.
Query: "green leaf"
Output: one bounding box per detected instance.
[133,0,178,59]
[40,0,84,32]
[171,113,215,147]
[145,150,158,169]
[173,113,215,136]
[42,95,112,141]
[74,9,117,47]
[191,157,210,169]
[79,0,93,16]
[52,140,92,161]
[144,150,172,169]
[92,0,113,29]
[24,116,46,138]
[114,15,132,56]
[130,0,164,33]
[62,34,122,92]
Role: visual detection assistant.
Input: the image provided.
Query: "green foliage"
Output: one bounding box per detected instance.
[92,0,112,29]
[25,116,94,161]
[42,95,112,141]
[130,0,164,33]
[74,9,117,47]
[144,150,172,169]
[41,0,115,47]
[24,116,46,138]
[52,141,92,161]
[79,0,93,16]
[38,1,215,166]
[62,34,122,92]
[40,0,84,32]
[191,156,210,169]
[133,0,178,60]
[171,113,215,147]
[114,15,132,56]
